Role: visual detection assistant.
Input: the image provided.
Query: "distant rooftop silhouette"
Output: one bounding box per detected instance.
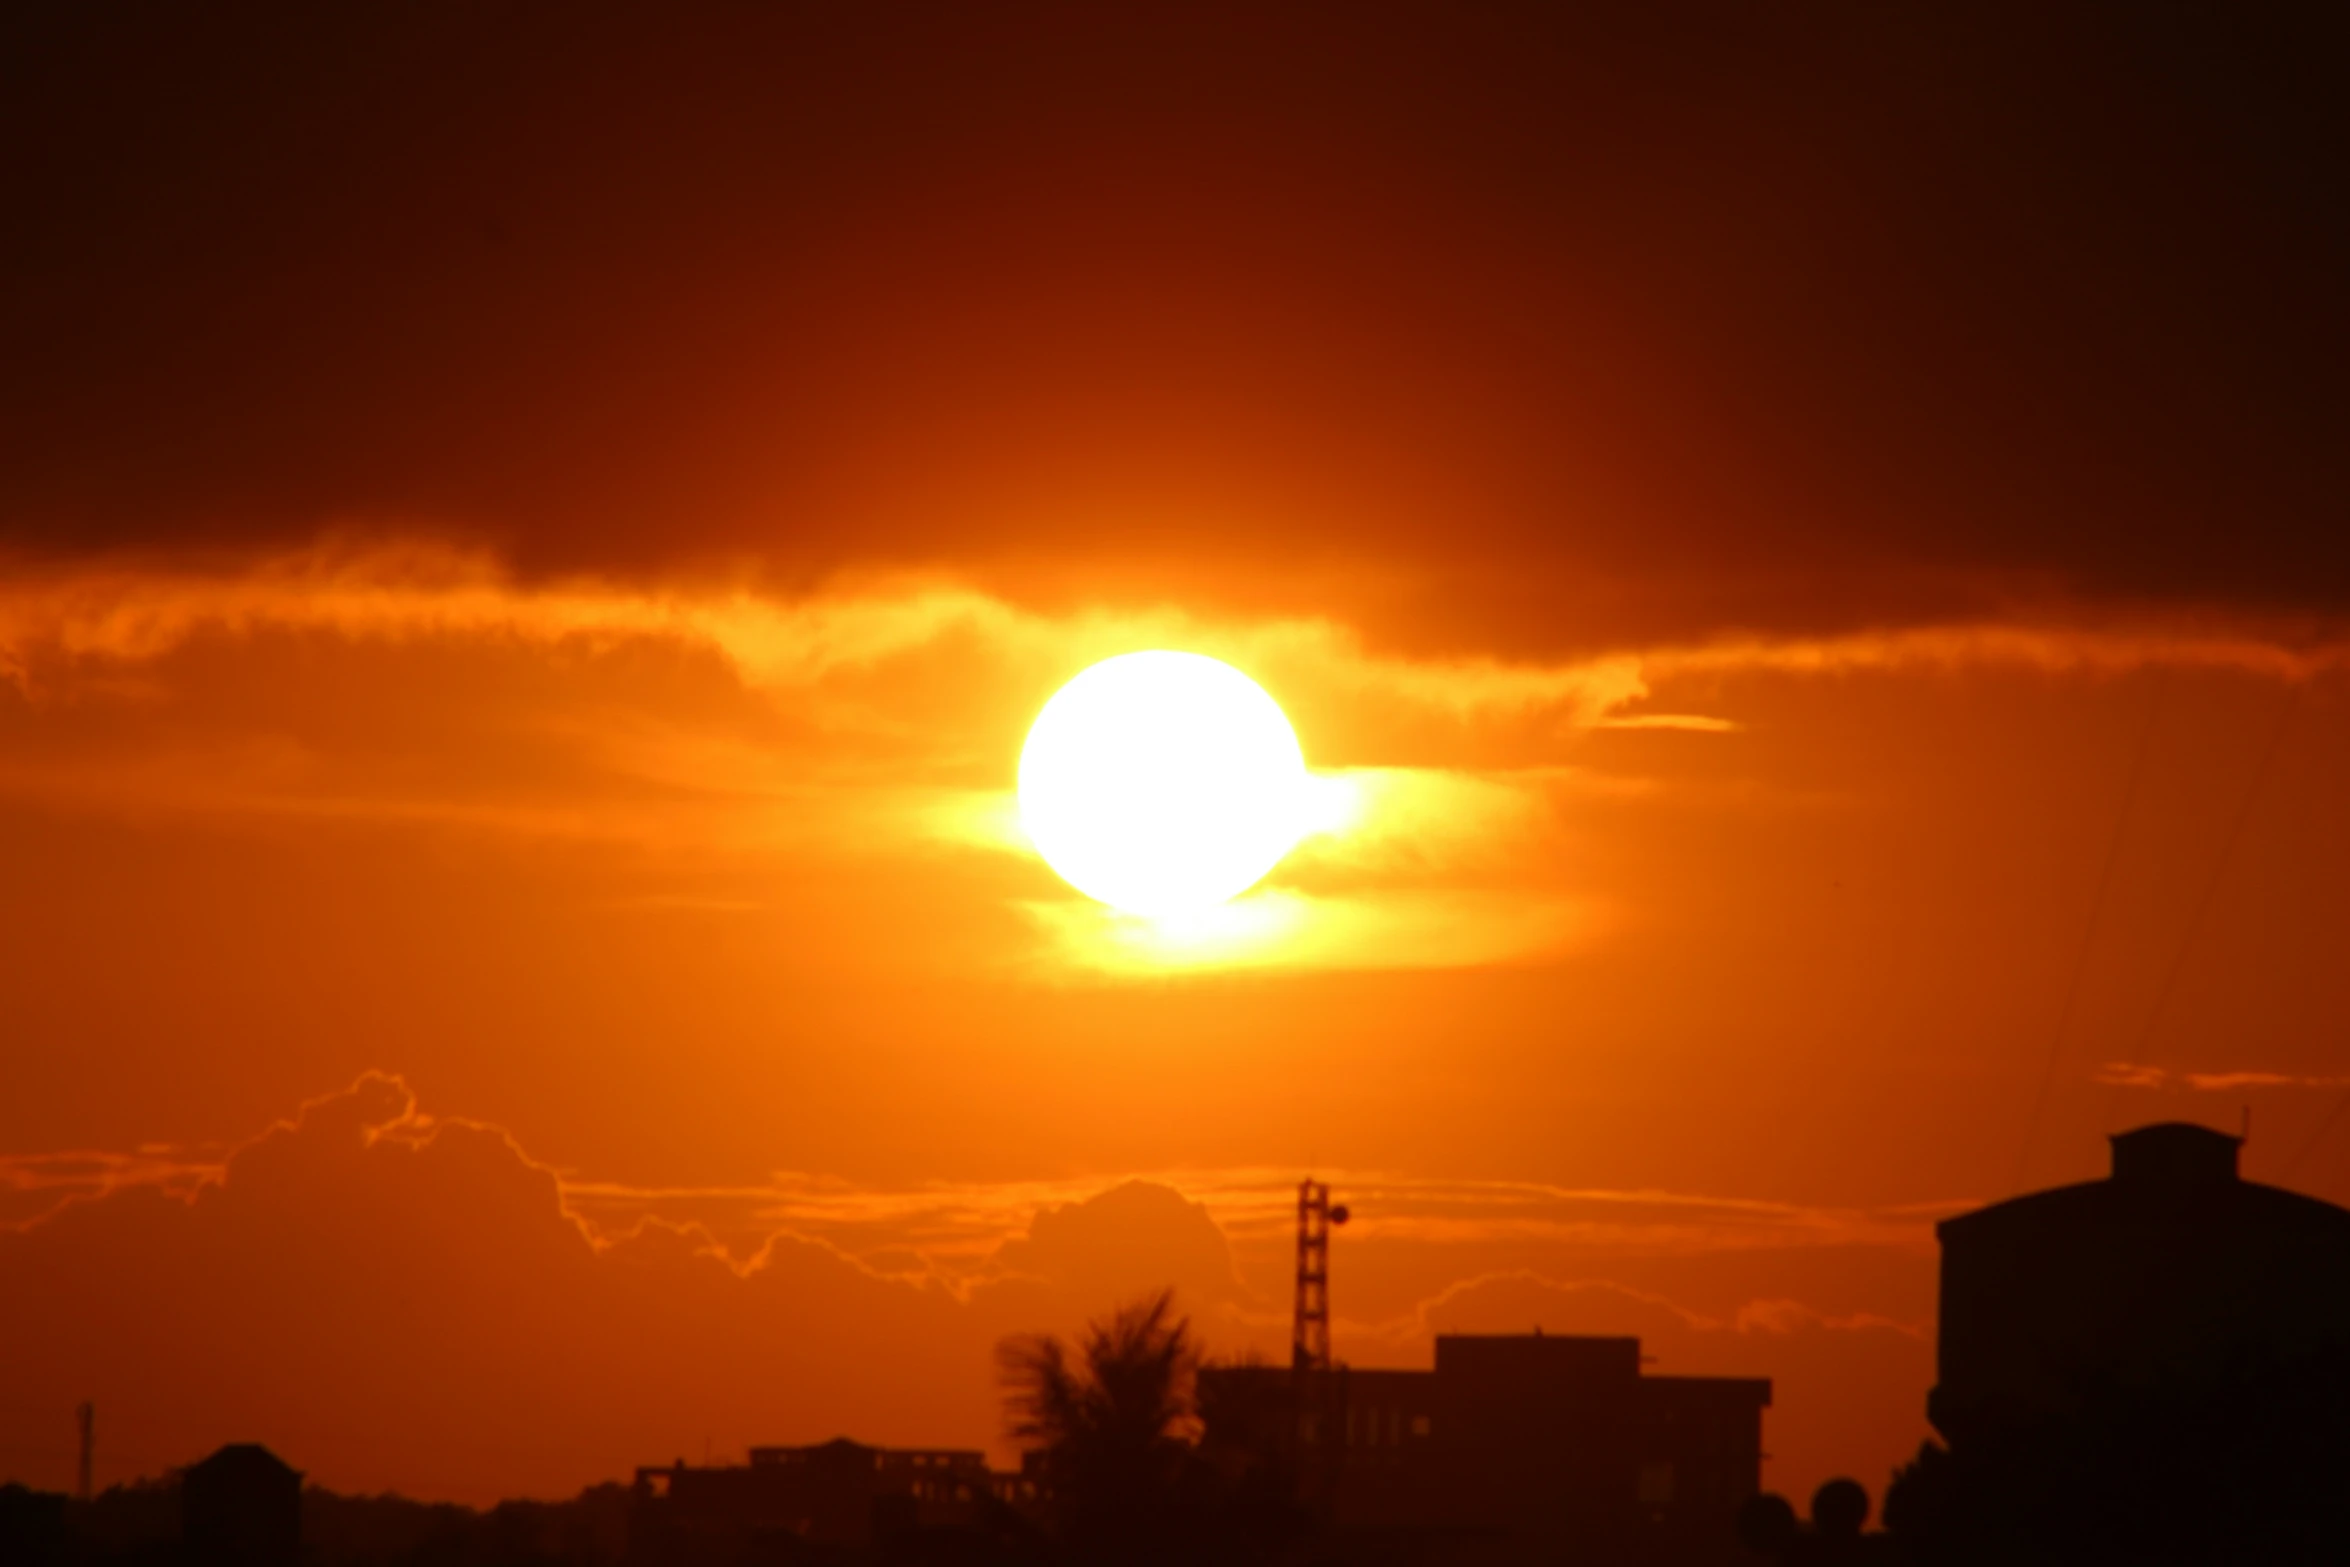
[2107,1120,2241,1185]
[631,1437,1019,1558]
[1201,1330,1770,1564]
[1934,1120,2350,1440]
[183,1444,301,1567]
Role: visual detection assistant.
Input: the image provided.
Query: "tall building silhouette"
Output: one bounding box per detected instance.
[1893,1122,2350,1563]
[1933,1121,2350,1443]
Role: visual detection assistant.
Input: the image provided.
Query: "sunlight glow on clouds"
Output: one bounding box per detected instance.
[1013,887,1599,976]
[1,1072,1955,1271]
[2094,1061,2350,1093]
[0,542,1660,973]
[0,1071,1945,1503]
[1,540,2340,977]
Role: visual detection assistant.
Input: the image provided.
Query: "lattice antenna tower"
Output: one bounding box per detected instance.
[1291,1179,1350,1371]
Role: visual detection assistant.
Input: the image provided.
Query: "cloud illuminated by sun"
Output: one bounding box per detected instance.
[2,539,2341,978]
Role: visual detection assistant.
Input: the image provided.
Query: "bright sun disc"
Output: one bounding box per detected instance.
[1019,651,1307,917]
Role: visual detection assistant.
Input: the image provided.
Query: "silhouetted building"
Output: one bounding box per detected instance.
[1889,1122,2350,1565]
[629,1437,1029,1562]
[182,1445,302,1567]
[1200,1332,1770,1565]
[0,1483,69,1567]
[1932,1122,2350,1444]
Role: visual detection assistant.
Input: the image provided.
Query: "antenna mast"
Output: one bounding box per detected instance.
[1292,1180,1349,1372]
[76,1401,93,1502]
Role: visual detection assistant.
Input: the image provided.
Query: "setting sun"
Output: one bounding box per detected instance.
[1018,651,1308,917]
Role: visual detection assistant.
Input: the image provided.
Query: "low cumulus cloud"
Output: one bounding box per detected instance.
[5,1098,1955,1274]
[0,1075,1950,1503]
[0,1073,1158,1502]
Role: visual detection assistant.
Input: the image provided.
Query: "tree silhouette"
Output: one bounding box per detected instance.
[998,1290,1204,1563]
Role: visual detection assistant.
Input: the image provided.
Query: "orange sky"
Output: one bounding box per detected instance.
[3,1,2347,1516]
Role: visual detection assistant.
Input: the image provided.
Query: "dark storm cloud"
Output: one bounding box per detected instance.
[3,3,2342,647]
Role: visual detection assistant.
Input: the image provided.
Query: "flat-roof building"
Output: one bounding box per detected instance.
[629,1437,1028,1561]
[1201,1332,1770,1565]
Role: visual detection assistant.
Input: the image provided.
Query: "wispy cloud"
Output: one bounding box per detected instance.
[0,546,1651,974]
[1594,713,1741,732]
[1353,1269,1930,1350]
[0,540,1647,725]
[2095,1061,2350,1093]
[552,1163,1956,1278]
[0,1145,228,1227]
[1649,622,2350,683]
[10,542,2329,723]
[4,542,2338,977]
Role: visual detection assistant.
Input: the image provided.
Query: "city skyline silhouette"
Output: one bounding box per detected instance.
[19,1123,2350,1562]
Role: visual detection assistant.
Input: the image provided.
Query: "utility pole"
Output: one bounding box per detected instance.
[76,1401,94,1501]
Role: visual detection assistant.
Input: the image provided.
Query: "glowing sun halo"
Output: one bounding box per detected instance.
[1019,651,1308,917]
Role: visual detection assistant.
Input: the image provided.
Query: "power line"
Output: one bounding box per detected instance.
[2122,684,2300,1067]
[2013,675,2167,1189]
[2282,1086,2350,1183]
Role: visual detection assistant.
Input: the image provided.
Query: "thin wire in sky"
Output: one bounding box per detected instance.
[2283,1090,2350,1182]
[2121,683,2301,1068]
[2013,675,2167,1190]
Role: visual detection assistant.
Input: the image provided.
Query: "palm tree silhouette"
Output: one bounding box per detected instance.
[998,1290,1202,1562]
